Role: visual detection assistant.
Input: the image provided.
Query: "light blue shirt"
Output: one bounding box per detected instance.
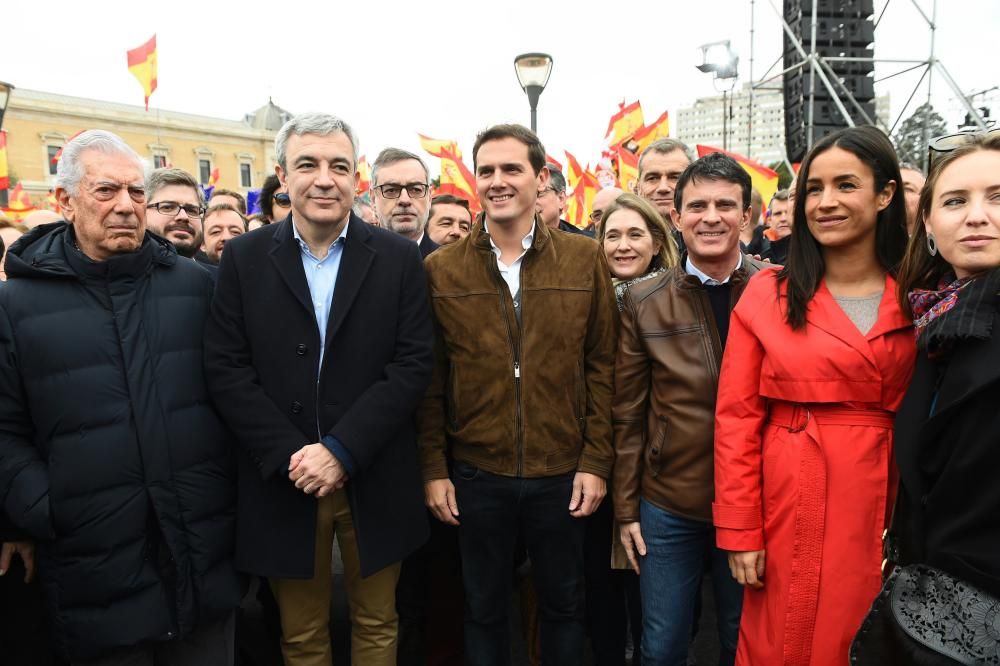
[685,254,743,286]
[292,219,349,368]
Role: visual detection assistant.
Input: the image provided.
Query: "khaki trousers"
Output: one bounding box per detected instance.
[269,489,400,666]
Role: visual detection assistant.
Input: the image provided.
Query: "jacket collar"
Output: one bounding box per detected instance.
[673,252,759,290]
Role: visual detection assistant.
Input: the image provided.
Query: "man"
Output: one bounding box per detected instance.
[536,165,591,236]
[419,124,617,666]
[20,209,62,230]
[204,112,433,666]
[426,194,473,247]
[761,188,791,264]
[260,175,292,224]
[740,188,762,249]
[614,152,766,666]
[210,188,248,215]
[899,162,926,236]
[636,139,693,252]
[144,167,218,274]
[0,130,240,664]
[202,203,247,264]
[588,186,623,233]
[353,200,378,226]
[370,148,437,257]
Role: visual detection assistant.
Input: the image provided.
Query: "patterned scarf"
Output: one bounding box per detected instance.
[908,268,1000,357]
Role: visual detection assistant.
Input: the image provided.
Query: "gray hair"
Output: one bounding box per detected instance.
[146,167,204,206]
[637,138,693,175]
[275,112,360,171]
[55,130,145,196]
[371,147,430,188]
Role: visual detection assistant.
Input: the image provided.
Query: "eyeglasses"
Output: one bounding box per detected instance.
[146,201,205,217]
[538,187,557,197]
[928,127,1000,167]
[272,192,291,207]
[373,183,430,199]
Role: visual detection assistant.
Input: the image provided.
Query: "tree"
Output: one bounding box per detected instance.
[893,103,947,170]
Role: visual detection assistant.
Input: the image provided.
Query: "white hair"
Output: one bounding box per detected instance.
[55,130,145,196]
[274,112,359,171]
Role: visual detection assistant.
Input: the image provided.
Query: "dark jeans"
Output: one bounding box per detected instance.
[397,513,465,666]
[452,461,585,666]
[584,498,642,665]
[73,612,236,666]
[638,499,742,666]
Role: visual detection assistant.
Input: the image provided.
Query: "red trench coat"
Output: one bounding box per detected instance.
[713,270,915,666]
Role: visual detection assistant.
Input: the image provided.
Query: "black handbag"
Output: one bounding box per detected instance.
[850,563,1000,665]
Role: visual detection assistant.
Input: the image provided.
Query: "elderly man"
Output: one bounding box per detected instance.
[370,147,438,257]
[0,130,241,665]
[205,112,433,666]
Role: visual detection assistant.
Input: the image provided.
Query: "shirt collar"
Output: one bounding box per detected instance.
[292,216,349,258]
[685,253,743,285]
[484,220,536,255]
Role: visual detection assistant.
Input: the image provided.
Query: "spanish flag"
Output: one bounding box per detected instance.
[616,147,640,192]
[1,183,38,223]
[209,167,220,187]
[605,100,644,146]
[696,145,780,210]
[127,35,158,111]
[437,147,480,215]
[418,134,461,159]
[563,151,599,230]
[0,131,9,191]
[357,155,371,196]
[630,111,671,153]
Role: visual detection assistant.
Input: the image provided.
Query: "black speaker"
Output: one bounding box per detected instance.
[782,0,877,162]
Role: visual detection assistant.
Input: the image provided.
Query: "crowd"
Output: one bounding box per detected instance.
[0,111,997,666]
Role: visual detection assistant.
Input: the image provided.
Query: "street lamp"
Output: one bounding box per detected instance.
[696,41,738,151]
[514,53,553,134]
[0,81,13,133]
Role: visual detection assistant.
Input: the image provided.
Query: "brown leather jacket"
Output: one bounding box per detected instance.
[418,219,617,480]
[612,257,769,523]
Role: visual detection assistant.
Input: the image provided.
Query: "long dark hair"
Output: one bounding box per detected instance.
[895,133,1000,316]
[778,126,908,328]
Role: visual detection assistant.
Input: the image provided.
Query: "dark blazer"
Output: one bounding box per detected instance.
[204,214,434,578]
[894,300,1000,598]
[418,233,438,258]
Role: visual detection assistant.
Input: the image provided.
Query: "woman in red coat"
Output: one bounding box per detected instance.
[713,126,915,666]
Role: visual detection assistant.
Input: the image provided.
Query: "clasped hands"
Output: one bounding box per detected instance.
[288,443,348,497]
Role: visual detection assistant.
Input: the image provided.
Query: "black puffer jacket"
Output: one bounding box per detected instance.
[0,223,240,660]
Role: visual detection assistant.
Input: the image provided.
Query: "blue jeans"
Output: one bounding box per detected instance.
[639,499,742,666]
[452,461,585,666]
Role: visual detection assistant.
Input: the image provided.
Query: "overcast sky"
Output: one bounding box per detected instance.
[3,0,997,172]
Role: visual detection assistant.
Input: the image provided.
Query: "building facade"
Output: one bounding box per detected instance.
[3,88,292,205]
[675,80,889,166]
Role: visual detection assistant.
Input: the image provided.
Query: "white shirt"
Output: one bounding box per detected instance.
[485,221,536,306]
[685,254,743,286]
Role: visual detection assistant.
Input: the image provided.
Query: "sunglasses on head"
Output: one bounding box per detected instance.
[928,127,1000,168]
[272,192,291,207]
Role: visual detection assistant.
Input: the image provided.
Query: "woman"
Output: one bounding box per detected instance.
[713,125,914,666]
[600,192,679,309]
[874,133,1000,659]
[587,192,678,664]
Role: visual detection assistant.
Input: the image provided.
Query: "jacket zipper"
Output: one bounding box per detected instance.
[488,253,524,477]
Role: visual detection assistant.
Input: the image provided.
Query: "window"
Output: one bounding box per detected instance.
[240,163,252,188]
[199,160,212,185]
[47,145,61,176]
[154,155,167,169]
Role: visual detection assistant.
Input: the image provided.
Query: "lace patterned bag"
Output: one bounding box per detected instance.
[850,563,1000,665]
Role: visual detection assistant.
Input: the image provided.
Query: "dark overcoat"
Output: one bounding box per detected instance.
[204,214,433,578]
[893,297,1000,598]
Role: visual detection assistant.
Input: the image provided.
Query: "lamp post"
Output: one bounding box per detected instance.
[696,41,739,151]
[514,53,553,134]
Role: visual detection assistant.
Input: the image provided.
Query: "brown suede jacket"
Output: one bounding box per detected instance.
[418,218,617,480]
[612,257,769,523]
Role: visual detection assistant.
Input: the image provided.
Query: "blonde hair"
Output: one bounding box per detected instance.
[598,192,679,272]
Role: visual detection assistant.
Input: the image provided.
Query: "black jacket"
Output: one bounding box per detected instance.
[893,299,1000,598]
[0,223,240,660]
[418,233,439,258]
[204,215,433,578]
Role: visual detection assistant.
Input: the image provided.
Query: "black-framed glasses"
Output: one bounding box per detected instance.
[146,201,205,217]
[928,127,1000,167]
[272,192,291,207]
[537,187,557,197]
[373,183,429,199]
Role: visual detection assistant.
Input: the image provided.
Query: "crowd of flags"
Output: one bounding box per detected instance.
[1,37,784,228]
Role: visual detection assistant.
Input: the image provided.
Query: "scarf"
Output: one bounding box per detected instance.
[908,268,1000,357]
